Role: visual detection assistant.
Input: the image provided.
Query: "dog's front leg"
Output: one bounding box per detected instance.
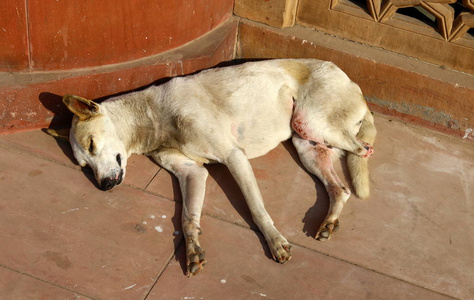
[152,149,208,276]
[225,149,292,263]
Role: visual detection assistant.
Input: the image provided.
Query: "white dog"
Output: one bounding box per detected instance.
[58,59,376,276]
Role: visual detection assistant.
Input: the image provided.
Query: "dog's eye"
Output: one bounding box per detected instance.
[116,154,122,166]
[356,120,363,125]
[89,139,94,153]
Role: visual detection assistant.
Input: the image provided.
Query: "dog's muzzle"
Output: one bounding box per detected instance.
[100,169,124,191]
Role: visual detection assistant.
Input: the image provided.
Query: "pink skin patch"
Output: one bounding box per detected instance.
[292,109,374,158]
[291,112,314,140]
[360,140,374,158]
[231,123,239,139]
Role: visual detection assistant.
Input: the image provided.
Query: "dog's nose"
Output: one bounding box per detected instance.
[100,177,117,191]
[117,169,124,185]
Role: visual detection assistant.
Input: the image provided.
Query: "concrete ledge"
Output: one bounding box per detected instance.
[0,19,238,134]
[237,19,474,140]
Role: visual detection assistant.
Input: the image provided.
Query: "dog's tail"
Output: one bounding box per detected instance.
[347,110,376,199]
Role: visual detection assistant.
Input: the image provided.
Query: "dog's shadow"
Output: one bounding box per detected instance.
[281,141,355,238]
[196,140,352,265]
[206,164,275,261]
[147,140,349,252]
[281,141,331,238]
[38,92,104,189]
[39,93,75,160]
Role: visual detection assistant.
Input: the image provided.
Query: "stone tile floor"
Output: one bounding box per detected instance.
[0,114,472,300]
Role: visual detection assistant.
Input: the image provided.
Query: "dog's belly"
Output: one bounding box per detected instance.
[237,124,291,159]
[231,109,293,159]
[180,95,294,163]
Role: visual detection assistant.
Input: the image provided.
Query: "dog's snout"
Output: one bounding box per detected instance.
[100,177,117,191]
[100,169,124,191]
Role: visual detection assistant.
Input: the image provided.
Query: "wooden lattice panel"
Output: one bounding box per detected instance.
[333,0,474,41]
[451,0,474,40]
[297,0,474,73]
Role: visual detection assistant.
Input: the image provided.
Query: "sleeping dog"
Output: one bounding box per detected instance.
[58,59,376,276]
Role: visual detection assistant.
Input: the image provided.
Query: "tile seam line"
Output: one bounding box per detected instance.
[143,239,184,300]
[143,168,164,191]
[0,263,98,300]
[201,212,461,300]
[0,141,82,172]
[0,140,182,204]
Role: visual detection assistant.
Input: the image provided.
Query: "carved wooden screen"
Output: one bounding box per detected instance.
[297,0,474,73]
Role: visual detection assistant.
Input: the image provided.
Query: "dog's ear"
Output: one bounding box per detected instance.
[43,128,70,142]
[63,95,101,120]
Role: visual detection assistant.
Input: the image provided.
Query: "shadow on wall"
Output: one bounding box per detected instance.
[37,59,261,132]
[38,76,178,130]
[39,92,72,129]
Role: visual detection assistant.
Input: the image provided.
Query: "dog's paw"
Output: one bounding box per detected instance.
[186,244,207,277]
[268,235,293,263]
[316,219,340,241]
[362,143,374,158]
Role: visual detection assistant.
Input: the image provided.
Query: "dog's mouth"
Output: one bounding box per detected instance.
[100,169,124,191]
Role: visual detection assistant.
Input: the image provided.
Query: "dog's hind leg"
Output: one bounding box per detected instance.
[152,149,209,277]
[224,148,292,263]
[292,134,351,241]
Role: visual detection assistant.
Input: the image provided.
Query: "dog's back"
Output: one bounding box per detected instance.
[153,60,303,159]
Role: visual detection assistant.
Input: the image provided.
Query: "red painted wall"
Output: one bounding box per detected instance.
[0,0,235,133]
[1,0,233,71]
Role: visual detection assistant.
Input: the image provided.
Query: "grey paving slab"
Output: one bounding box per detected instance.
[0,130,161,190]
[0,267,90,300]
[148,216,453,300]
[146,114,474,299]
[1,113,472,299]
[0,146,182,300]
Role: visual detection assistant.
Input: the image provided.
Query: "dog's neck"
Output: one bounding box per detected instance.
[103,90,174,155]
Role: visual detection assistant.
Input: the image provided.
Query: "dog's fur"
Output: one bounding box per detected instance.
[60,59,376,276]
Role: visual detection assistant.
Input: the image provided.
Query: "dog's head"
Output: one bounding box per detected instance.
[326,94,375,157]
[63,95,127,191]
